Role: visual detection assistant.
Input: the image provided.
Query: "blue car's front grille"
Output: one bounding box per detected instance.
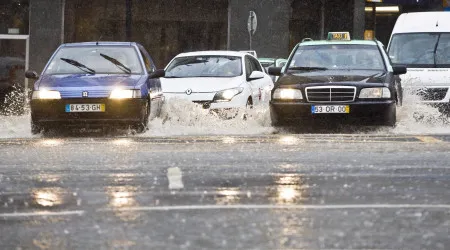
[59,89,111,98]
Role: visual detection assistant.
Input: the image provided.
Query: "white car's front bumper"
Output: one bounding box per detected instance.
[163,92,248,109]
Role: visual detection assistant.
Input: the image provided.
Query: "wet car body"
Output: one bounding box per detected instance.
[27,42,164,134]
[161,51,273,111]
[269,38,406,127]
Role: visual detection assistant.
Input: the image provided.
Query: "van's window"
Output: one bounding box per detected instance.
[388,33,450,67]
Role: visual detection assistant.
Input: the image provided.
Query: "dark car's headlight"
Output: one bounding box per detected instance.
[359,87,391,98]
[109,89,141,99]
[213,87,244,102]
[32,90,61,100]
[272,88,303,100]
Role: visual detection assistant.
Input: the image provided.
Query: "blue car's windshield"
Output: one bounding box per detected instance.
[44,46,143,75]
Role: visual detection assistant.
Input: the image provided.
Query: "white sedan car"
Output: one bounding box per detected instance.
[161,51,274,110]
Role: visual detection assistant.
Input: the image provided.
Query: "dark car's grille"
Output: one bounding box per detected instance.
[416,88,448,101]
[305,86,356,103]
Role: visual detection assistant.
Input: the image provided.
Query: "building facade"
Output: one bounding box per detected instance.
[0,0,447,75]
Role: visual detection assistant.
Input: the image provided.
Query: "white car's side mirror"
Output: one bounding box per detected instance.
[248,71,265,80]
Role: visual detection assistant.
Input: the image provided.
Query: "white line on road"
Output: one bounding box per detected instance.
[99,204,450,212]
[3,204,450,218]
[0,210,84,218]
[167,167,184,190]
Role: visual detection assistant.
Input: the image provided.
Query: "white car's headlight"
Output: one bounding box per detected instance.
[109,89,141,99]
[359,87,391,98]
[214,87,244,102]
[273,88,303,100]
[32,90,61,100]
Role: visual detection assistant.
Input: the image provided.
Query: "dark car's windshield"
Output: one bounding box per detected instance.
[388,33,450,67]
[165,56,242,78]
[44,46,143,75]
[288,44,385,71]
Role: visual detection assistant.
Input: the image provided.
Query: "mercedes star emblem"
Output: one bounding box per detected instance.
[185,89,193,95]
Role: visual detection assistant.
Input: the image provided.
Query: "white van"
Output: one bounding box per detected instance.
[387,12,450,110]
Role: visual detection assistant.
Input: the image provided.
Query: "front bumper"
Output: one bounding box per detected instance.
[31,98,147,126]
[270,100,395,124]
[164,92,248,109]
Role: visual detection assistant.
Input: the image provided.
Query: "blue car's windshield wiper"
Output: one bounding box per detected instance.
[100,53,132,74]
[60,58,96,75]
[288,66,328,71]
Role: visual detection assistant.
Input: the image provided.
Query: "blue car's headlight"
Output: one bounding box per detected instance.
[32,90,61,100]
[109,89,141,99]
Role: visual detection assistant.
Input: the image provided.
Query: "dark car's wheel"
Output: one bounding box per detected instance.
[31,121,42,135]
[270,105,286,127]
[383,106,397,127]
[133,100,150,133]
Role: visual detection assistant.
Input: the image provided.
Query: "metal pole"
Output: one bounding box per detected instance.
[227,0,231,50]
[126,0,132,40]
[372,2,377,38]
[320,0,325,39]
[25,36,30,109]
[249,12,254,50]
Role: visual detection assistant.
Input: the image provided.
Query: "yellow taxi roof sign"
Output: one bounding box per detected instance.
[327,32,351,41]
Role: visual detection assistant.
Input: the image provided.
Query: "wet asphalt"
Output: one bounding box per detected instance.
[1,134,450,249]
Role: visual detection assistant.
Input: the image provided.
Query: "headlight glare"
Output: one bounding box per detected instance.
[273,88,303,100]
[214,87,244,102]
[32,90,61,99]
[359,87,391,98]
[109,89,141,99]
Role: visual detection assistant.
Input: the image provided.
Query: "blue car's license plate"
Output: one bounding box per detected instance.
[65,104,105,112]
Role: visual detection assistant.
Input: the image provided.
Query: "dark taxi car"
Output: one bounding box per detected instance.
[25,42,165,134]
[268,32,407,127]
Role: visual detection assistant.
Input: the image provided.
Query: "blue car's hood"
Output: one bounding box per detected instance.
[37,74,143,98]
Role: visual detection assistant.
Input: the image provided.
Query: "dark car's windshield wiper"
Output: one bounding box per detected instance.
[288,66,328,71]
[100,53,132,74]
[60,58,96,75]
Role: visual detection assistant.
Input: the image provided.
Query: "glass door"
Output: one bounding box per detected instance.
[0,35,29,115]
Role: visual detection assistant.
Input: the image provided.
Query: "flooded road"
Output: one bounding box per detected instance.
[1,135,449,249]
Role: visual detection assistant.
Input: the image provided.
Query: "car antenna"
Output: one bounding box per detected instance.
[96,35,103,45]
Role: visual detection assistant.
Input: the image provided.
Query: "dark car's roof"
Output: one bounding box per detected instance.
[61,42,138,47]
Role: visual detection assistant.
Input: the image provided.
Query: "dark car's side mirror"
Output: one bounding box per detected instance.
[149,69,165,79]
[25,70,39,79]
[393,65,407,75]
[268,67,282,76]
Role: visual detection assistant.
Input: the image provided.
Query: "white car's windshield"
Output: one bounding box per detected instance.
[44,46,143,75]
[288,44,385,71]
[165,56,242,78]
[388,33,450,67]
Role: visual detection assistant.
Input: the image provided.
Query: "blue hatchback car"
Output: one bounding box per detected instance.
[25,42,165,134]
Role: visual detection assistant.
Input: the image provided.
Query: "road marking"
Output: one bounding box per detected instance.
[167,167,184,190]
[0,210,84,218]
[99,204,450,212]
[415,136,443,143]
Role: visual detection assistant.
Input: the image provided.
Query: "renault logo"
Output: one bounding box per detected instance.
[82,91,89,97]
[185,89,193,95]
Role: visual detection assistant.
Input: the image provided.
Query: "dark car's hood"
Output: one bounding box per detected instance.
[277,70,387,86]
[38,74,143,89]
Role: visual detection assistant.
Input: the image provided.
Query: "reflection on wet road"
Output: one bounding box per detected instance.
[1,134,450,249]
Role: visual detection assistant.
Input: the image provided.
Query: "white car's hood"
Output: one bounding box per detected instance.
[161,77,243,93]
[401,68,450,88]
